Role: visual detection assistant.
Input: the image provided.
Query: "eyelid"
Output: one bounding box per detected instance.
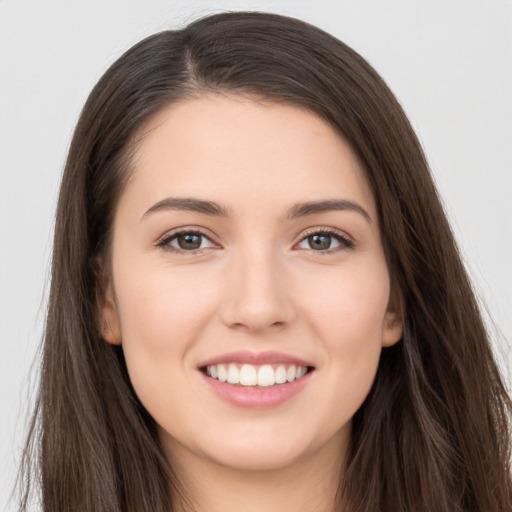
[294,226,355,253]
[155,225,354,255]
[156,227,221,254]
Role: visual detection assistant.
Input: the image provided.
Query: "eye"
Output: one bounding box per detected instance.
[157,230,218,253]
[296,229,354,253]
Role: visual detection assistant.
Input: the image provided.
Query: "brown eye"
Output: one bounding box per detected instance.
[307,234,332,250]
[296,230,354,253]
[159,230,218,253]
[177,233,203,250]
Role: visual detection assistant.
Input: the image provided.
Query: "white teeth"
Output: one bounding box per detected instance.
[275,365,287,384]
[227,364,240,384]
[257,365,275,387]
[239,364,257,385]
[286,365,296,383]
[217,364,227,382]
[205,363,309,386]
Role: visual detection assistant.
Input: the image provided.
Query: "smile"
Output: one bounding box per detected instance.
[205,363,308,387]
[198,351,315,408]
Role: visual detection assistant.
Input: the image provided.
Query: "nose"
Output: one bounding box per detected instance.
[219,247,296,333]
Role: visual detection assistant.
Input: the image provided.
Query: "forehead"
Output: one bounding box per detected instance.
[122,95,376,218]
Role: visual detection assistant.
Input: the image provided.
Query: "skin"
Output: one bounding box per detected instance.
[101,95,403,512]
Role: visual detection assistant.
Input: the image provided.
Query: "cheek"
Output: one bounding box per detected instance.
[297,260,390,407]
[300,260,390,345]
[114,257,217,347]
[112,258,219,412]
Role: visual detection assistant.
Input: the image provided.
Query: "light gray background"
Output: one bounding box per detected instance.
[1,1,511,510]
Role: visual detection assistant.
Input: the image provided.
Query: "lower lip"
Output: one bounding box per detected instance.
[199,371,313,409]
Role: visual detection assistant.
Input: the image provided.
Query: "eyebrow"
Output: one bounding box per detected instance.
[286,199,371,223]
[142,197,371,223]
[142,197,230,219]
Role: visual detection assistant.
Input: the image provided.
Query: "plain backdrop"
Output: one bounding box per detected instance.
[1,1,511,509]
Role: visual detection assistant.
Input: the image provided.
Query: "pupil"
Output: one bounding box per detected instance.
[178,233,202,250]
[309,234,331,250]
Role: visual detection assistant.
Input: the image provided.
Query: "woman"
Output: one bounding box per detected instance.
[18,11,512,512]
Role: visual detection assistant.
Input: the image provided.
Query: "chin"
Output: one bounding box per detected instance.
[196,420,347,473]
[204,441,310,472]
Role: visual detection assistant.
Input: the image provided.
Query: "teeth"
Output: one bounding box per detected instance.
[275,365,287,384]
[257,365,274,387]
[217,364,227,382]
[227,364,239,384]
[240,364,257,385]
[206,363,308,386]
[286,365,296,383]
[296,366,307,379]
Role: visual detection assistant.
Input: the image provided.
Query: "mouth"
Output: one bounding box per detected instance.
[197,351,315,408]
[200,363,314,388]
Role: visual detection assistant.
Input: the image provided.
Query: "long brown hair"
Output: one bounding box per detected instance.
[18,11,512,512]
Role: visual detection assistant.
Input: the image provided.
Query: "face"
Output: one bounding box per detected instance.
[101,95,403,473]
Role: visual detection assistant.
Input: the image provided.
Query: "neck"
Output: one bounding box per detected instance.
[164,431,349,512]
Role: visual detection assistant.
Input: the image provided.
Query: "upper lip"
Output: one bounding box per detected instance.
[198,350,314,368]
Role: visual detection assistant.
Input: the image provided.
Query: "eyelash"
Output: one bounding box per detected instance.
[157,228,217,255]
[298,228,355,255]
[156,227,354,255]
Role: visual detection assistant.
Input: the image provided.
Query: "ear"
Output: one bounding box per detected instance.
[99,282,122,345]
[382,284,404,347]
[93,256,122,345]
